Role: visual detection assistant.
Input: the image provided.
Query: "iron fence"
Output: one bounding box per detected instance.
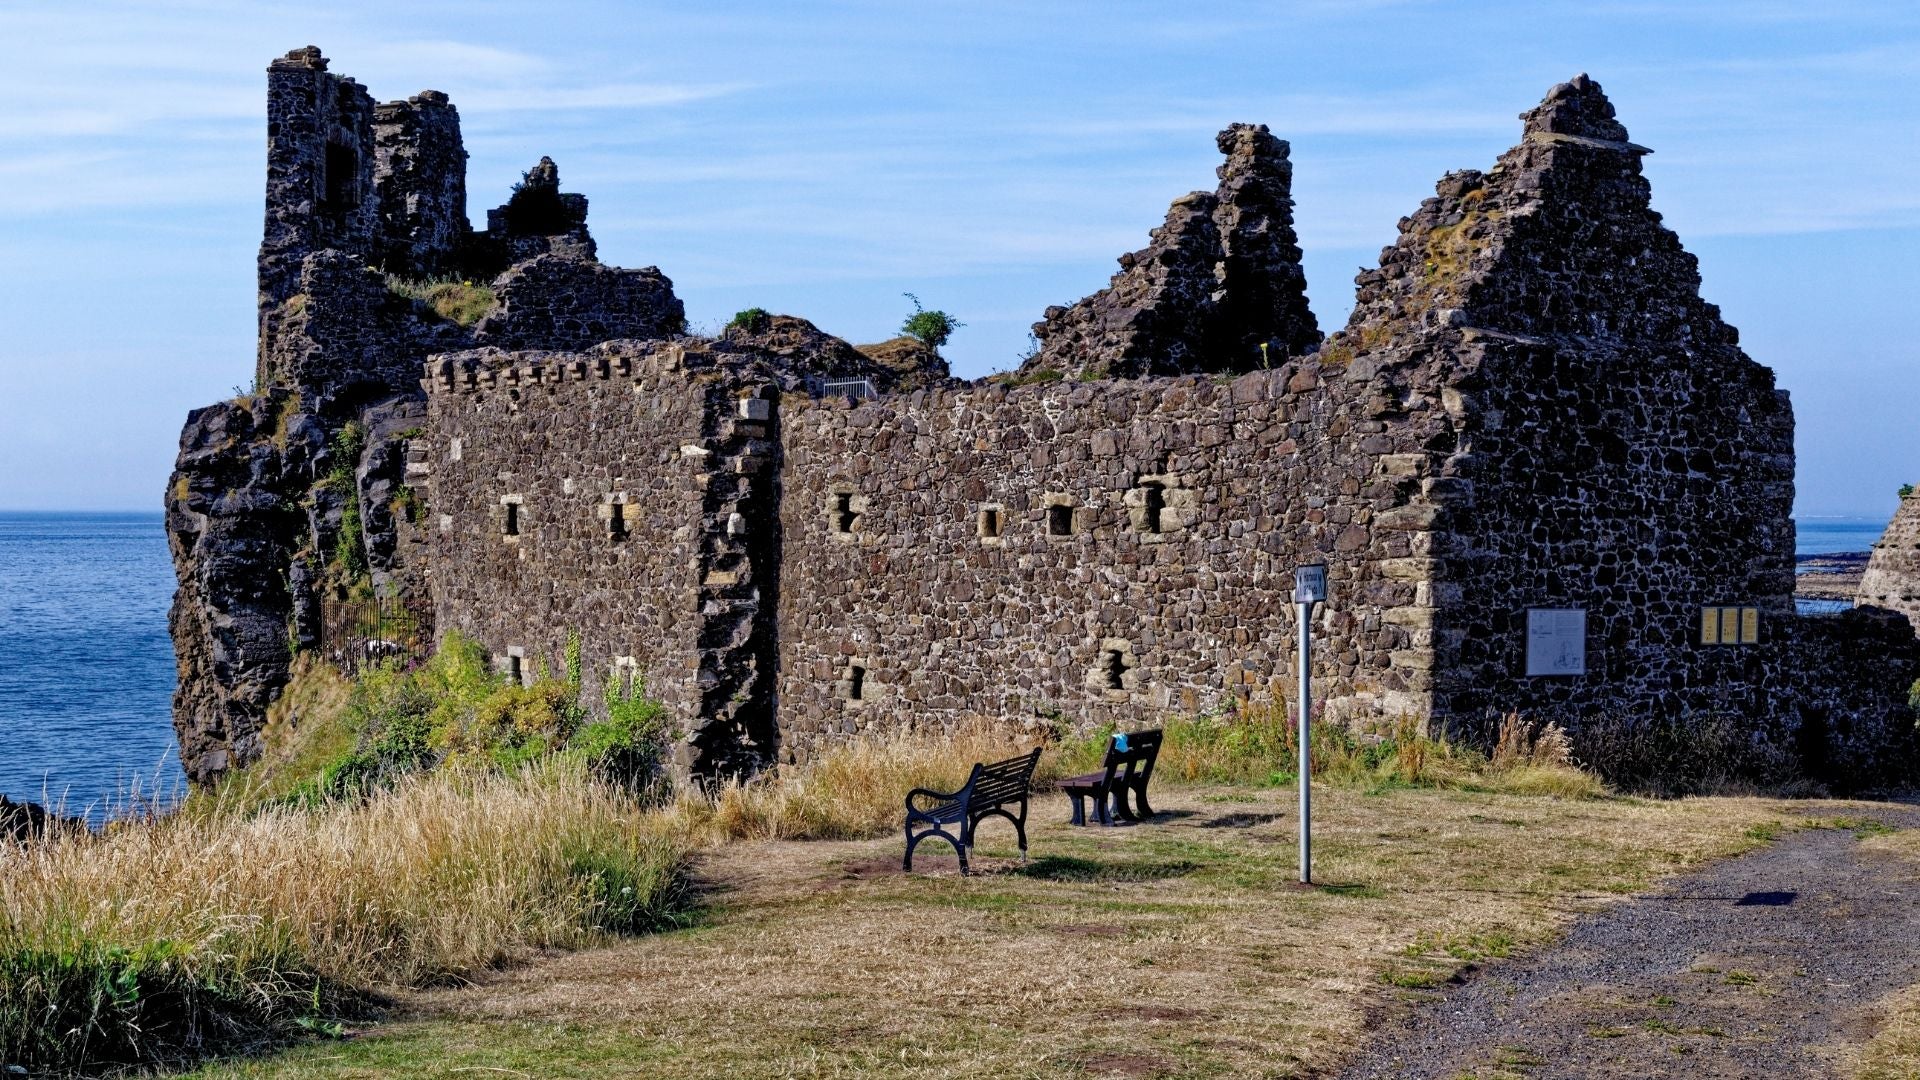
[321,595,431,674]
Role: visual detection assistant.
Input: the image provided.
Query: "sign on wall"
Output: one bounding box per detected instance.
[1525,608,1587,676]
[1700,606,1760,646]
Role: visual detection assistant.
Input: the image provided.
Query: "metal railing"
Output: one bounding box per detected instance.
[321,595,431,674]
[805,375,878,401]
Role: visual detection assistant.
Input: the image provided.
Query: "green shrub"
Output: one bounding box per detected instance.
[502,166,572,235]
[276,634,678,806]
[900,292,963,349]
[572,677,671,792]
[727,307,771,333]
[1902,483,1915,499]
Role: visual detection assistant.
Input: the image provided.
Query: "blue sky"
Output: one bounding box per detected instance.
[1,1,1914,518]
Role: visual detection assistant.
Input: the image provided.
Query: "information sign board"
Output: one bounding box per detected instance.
[1525,608,1587,676]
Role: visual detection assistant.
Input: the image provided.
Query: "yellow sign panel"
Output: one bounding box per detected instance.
[1700,605,1760,646]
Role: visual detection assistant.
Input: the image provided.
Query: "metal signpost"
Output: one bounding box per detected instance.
[1293,564,1328,885]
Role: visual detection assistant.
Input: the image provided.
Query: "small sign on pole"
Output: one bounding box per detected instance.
[1293,563,1327,885]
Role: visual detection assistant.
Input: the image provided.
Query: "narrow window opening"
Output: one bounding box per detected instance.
[1102,648,1127,690]
[832,492,858,534]
[611,656,639,699]
[323,141,360,209]
[608,501,628,542]
[846,665,866,702]
[978,506,1002,539]
[1047,503,1074,537]
[504,502,521,536]
[507,654,523,686]
[1139,482,1164,534]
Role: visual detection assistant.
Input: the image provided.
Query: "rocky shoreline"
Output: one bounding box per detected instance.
[1796,550,1869,603]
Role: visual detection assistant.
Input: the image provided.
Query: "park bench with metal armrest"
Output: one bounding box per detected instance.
[902,747,1042,875]
[1059,729,1163,826]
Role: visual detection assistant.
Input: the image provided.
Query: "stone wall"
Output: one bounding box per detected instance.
[1780,609,1920,791]
[180,56,1920,789]
[772,366,1440,760]
[1859,493,1920,632]
[1022,124,1320,380]
[1317,75,1802,738]
[474,254,684,352]
[422,345,709,721]
[169,48,693,783]
[260,47,381,315]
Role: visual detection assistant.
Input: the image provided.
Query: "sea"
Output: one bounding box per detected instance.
[0,511,1897,817]
[0,512,184,820]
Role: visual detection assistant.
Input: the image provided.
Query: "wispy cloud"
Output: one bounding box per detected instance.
[461,81,753,112]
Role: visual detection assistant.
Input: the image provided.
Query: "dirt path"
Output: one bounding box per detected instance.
[1334,806,1920,1079]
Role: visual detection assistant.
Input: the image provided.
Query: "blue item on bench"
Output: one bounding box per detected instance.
[1059,729,1163,826]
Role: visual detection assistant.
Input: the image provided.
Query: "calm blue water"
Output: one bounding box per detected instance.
[1796,517,1888,556]
[0,512,183,819]
[0,511,1895,816]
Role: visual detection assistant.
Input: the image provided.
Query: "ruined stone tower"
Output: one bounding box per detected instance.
[165,48,686,782]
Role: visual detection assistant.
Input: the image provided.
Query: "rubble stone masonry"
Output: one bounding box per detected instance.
[171,51,1920,790]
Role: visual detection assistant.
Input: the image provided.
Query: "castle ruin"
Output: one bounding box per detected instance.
[167,54,1920,790]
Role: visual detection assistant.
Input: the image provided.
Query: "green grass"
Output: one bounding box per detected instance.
[384,275,496,327]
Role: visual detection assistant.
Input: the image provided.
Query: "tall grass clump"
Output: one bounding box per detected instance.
[686,725,1043,842]
[1056,696,1605,798]
[1572,710,1795,797]
[0,763,691,1073]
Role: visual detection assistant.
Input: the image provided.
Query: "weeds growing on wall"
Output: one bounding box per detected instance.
[384,274,496,327]
[265,632,671,808]
[726,307,771,333]
[320,421,368,590]
[900,292,962,349]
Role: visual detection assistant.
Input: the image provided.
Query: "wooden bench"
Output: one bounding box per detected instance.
[903,748,1041,875]
[1059,729,1163,826]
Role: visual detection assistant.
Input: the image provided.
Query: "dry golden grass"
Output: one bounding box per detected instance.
[0,763,691,1070]
[1858,983,1920,1080]
[1850,829,1920,1080]
[683,725,1050,842]
[184,783,1790,1079]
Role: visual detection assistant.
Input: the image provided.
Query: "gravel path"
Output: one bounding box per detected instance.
[1335,805,1920,1079]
